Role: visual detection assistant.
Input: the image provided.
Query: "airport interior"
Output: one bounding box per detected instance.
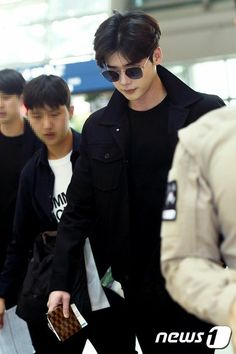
[0,0,235,133]
[0,0,236,353]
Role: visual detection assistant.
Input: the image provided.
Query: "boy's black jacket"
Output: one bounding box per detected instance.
[0,129,91,318]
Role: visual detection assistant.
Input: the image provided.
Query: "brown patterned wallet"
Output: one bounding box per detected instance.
[47,304,87,341]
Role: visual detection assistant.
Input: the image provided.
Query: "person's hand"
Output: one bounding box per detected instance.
[229,298,236,353]
[47,291,70,318]
[0,298,6,329]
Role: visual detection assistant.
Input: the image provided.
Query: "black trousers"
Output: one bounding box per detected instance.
[132,301,215,354]
[123,283,215,354]
[27,301,136,354]
[27,318,86,354]
[130,298,214,354]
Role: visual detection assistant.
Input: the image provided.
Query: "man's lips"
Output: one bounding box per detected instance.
[123,88,137,94]
[44,133,56,138]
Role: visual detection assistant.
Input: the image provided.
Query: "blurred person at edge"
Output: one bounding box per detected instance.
[0,69,41,309]
[0,74,135,354]
[47,10,225,354]
[161,105,236,352]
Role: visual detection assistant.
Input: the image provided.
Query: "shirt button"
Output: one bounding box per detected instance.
[104,153,110,159]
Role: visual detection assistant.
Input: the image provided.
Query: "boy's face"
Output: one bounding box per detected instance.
[0,92,23,124]
[27,104,73,148]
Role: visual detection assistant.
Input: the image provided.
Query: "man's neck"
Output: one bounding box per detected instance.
[47,129,73,160]
[0,117,24,137]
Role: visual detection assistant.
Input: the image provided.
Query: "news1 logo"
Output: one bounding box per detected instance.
[206,326,231,349]
[155,326,232,349]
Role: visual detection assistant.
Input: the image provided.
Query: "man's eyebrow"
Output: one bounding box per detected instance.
[106,61,138,69]
[30,109,41,112]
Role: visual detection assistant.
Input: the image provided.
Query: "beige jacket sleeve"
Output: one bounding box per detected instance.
[161,136,236,326]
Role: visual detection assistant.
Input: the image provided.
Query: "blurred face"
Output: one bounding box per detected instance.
[27,105,73,148]
[105,48,162,106]
[0,92,22,124]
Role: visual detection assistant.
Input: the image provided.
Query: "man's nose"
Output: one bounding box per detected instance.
[42,115,52,128]
[119,70,131,85]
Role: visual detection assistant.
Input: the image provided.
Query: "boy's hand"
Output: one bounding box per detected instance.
[0,298,6,329]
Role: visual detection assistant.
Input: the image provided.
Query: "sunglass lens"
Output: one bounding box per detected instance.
[102,70,119,82]
[126,67,143,79]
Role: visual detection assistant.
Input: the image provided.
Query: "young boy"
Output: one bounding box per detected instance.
[0,74,82,354]
[0,69,40,308]
[0,74,134,354]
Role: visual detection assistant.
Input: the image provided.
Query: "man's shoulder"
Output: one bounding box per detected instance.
[158,65,224,112]
[181,105,236,136]
[179,105,236,155]
[81,107,109,142]
[85,107,107,127]
[195,92,225,110]
[186,92,225,124]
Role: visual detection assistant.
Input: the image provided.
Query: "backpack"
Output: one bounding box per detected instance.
[16,231,57,323]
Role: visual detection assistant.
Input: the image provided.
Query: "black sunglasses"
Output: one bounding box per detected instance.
[101,56,150,83]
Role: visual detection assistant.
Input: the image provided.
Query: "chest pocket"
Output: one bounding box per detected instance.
[90,144,124,192]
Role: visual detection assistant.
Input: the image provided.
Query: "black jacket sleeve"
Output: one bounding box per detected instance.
[0,165,39,299]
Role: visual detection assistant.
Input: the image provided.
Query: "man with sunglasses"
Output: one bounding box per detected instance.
[48,10,225,354]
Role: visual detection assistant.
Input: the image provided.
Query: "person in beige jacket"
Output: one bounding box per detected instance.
[161,104,236,352]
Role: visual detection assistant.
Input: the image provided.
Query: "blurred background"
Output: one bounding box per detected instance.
[1,1,235,353]
[0,0,235,132]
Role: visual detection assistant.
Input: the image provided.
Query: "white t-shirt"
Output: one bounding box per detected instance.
[49,152,72,222]
[49,152,110,311]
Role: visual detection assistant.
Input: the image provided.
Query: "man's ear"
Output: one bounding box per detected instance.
[152,47,163,65]
[19,93,24,106]
[69,105,74,119]
[24,107,28,118]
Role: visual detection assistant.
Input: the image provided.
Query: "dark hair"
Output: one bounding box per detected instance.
[94,10,161,68]
[23,75,71,110]
[0,69,25,95]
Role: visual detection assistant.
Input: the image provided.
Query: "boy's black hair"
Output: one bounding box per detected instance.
[23,75,71,110]
[94,10,161,68]
[0,69,25,95]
